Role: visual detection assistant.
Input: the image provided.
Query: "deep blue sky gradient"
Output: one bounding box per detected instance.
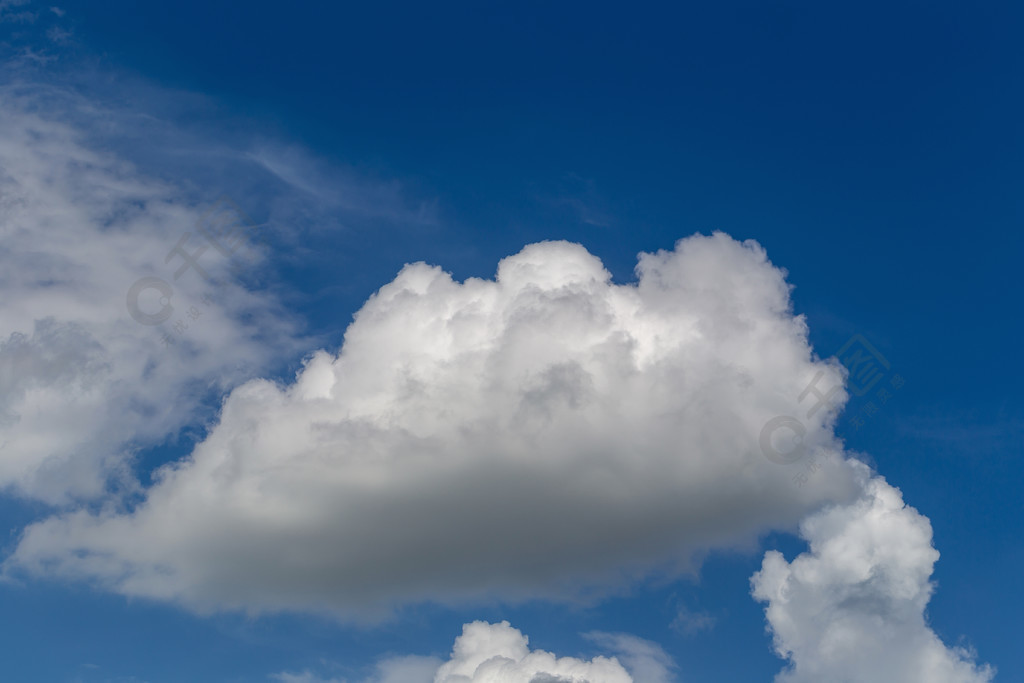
[1,2,1021,681]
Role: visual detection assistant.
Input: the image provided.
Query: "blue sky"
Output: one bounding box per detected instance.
[0,2,1020,682]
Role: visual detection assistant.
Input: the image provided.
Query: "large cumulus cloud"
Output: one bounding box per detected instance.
[7,233,863,613]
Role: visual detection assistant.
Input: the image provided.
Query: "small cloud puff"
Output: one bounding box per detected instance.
[752,470,995,683]
[275,621,671,683]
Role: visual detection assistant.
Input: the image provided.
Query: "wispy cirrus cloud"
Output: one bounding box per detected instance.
[0,51,437,505]
[0,0,36,23]
[0,84,304,503]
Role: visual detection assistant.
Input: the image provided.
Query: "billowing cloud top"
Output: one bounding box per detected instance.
[434,620,634,683]
[752,472,995,683]
[275,620,673,683]
[8,233,862,614]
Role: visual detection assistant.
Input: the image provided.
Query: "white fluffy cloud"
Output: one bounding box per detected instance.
[7,233,864,614]
[752,469,994,683]
[433,621,642,683]
[274,621,671,683]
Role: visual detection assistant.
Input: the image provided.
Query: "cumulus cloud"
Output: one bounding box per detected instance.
[752,469,994,683]
[433,621,636,683]
[6,233,864,613]
[274,621,670,683]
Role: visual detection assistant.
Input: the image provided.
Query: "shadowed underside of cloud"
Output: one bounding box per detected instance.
[8,233,864,614]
